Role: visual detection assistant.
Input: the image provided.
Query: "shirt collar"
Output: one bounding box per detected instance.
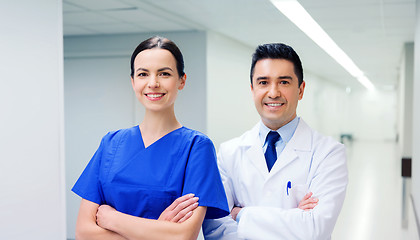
[259,116,300,145]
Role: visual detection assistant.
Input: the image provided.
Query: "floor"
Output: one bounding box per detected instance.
[332,140,419,240]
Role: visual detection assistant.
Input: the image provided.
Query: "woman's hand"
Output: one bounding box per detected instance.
[96,204,118,230]
[158,193,199,223]
[298,192,319,211]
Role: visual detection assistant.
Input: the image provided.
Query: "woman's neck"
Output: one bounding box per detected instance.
[139,109,181,147]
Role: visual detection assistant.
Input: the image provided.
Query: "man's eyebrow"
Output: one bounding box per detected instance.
[256,76,293,81]
[256,76,268,81]
[278,76,293,80]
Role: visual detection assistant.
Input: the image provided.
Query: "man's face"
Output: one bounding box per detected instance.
[251,58,305,130]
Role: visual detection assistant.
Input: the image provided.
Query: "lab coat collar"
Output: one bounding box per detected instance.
[240,119,312,150]
[286,119,312,152]
[269,119,313,175]
[240,122,261,147]
[242,119,313,178]
[241,123,268,178]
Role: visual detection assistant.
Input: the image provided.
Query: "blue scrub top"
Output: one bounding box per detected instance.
[72,126,229,219]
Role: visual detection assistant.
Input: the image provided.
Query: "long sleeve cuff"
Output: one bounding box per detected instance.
[236,208,244,223]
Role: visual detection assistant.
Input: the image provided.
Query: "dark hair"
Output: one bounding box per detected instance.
[250,43,303,86]
[130,36,185,78]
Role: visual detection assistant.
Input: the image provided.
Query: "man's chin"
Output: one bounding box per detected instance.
[261,115,295,130]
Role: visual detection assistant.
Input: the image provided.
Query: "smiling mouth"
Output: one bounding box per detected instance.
[146,93,165,98]
[265,103,284,107]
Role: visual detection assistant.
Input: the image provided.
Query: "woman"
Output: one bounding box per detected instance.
[72,36,229,240]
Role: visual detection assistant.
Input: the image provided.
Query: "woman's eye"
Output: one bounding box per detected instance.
[137,72,147,77]
[159,72,171,77]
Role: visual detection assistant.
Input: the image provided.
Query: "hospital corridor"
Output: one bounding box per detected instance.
[2,0,420,239]
[332,140,418,240]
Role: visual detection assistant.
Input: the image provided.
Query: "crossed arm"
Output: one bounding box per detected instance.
[202,191,319,240]
[230,192,318,221]
[228,147,347,239]
[75,194,204,240]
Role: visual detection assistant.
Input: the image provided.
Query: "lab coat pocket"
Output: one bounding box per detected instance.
[288,184,308,207]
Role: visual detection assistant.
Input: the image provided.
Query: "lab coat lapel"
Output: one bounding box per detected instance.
[269,119,312,175]
[242,123,269,179]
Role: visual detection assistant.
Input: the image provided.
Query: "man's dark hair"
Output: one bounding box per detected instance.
[250,43,303,86]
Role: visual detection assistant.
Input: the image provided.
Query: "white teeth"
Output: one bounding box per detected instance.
[147,94,163,98]
[266,103,283,107]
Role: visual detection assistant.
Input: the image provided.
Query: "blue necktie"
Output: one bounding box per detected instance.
[264,131,280,171]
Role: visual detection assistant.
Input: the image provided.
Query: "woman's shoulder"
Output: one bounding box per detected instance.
[100,125,139,145]
[178,127,212,144]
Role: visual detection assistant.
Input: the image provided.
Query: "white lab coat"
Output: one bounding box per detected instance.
[203,119,348,240]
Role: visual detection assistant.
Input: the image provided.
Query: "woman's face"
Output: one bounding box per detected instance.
[131,48,186,113]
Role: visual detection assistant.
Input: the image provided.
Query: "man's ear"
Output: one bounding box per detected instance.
[298,81,305,100]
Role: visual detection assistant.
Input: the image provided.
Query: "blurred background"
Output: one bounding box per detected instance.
[1,0,419,239]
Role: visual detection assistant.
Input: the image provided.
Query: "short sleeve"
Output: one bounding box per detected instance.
[72,135,108,205]
[182,137,229,219]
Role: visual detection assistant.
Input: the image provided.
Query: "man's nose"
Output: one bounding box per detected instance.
[267,84,281,98]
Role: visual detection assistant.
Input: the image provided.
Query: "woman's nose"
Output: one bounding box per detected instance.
[148,76,160,88]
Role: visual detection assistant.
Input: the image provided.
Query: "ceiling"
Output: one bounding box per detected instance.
[63,0,416,90]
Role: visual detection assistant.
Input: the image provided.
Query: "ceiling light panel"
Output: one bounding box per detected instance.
[63,11,119,25]
[270,0,375,90]
[63,0,134,11]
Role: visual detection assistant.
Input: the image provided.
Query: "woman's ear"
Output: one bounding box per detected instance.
[178,73,186,90]
[131,77,135,89]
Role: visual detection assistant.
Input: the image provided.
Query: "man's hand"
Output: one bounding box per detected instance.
[158,193,199,223]
[298,192,318,211]
[230,206,242,221]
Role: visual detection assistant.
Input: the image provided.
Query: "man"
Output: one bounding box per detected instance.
[203,43,348,239]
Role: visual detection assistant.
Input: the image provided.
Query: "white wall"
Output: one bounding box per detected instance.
[298,74,349,140]
[64,31,207,239]
[412,0,420,230]
[398,43,414,158]
[206,31,259,148]
[64,56,135,238]
[348,89,397,141]
[300,73,397,142]
[0,1,66,239]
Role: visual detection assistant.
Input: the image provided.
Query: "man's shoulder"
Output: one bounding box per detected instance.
[292,119,344,151]
[299,119,339,140]
[301,121,345,155]
[311,128,343,148]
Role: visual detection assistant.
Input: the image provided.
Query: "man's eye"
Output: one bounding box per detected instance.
[259,81,268,85]
[280,80,289,84]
